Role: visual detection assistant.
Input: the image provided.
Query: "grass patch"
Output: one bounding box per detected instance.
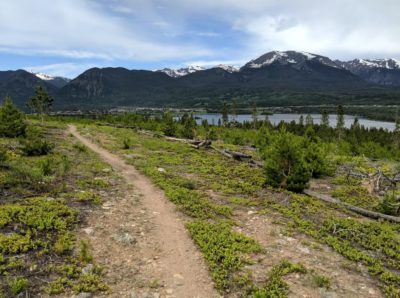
[187,220,262,292]
[312,274,331,289]
[252,260,307,298]
[0,124,111,296]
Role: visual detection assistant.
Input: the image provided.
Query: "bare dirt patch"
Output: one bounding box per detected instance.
[234,207,383,298]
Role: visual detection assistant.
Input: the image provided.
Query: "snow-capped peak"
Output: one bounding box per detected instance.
[186,65,205,72]
[351,58,400,70]
[157,65,205,77]
[27,70,70,81]
[245,51,288,68]
[29,71,55,81]
[213,64,239,73]
[243,51,341,69]
[300,51,316,59]
[25,70,71,88]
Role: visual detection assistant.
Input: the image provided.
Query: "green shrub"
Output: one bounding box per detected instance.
[122,138,131,149]
[378,192,400,216]
[73,143,87,152]
[162,112,177,137]
[72,274,109,293]
[79,240,93,264]
[312,274,331,288]
[187,220,261,291]
[54,232,74,255]
[252,260,306,297]
[0,97,27,138]
[60,154,71,174]
[40,157,55,176]
[45,278,67,294]
[0,147,7,167]
[8,277,29,295]
[303,128,329,178]
[75,191,102,204]
[20,139,53,156]
[261,130,311,192]
[79,178,110,189]
[19,126,53,156]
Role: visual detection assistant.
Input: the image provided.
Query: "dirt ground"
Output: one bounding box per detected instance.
[67,125,385,298]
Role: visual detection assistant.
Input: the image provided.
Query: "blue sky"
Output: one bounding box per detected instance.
[1,0,399,78]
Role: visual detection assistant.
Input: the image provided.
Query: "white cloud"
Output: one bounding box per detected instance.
[0,0,212,61]
[2,0,400,76]
[126,0,400,60]
[228,0,400,60]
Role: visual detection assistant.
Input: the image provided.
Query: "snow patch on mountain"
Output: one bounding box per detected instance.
[213,64,239,73]
[29,71,55,81]
[27,70,70,81]
[246,51,288,68]
[158,65,205,77]
[300,52,317,59]
[344,58,400,70]
[243,51,341,69]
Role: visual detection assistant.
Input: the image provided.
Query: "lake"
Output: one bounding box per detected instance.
[194,113,396,131]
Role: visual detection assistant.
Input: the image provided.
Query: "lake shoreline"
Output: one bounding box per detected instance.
[192,113,395,131]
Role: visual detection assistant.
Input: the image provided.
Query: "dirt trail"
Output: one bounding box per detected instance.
[68,125,217,298]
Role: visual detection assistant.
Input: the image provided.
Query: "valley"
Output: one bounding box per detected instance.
[2,1,400,297]
[2,51,400,112]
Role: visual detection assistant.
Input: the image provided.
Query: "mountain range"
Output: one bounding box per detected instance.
[1,51,400,110]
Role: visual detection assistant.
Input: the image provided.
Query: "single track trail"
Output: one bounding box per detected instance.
[68,125,217,298]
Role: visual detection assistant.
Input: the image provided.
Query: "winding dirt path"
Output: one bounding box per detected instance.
[68,125,217,298]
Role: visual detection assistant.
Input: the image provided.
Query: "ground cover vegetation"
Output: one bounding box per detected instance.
[0,97,115,297]
[3,94,400,296]
[71,103,400,296]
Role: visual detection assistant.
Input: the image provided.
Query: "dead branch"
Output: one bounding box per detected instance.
[304,189,400,223]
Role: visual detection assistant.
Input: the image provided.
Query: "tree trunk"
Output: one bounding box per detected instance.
[304,189,400,223]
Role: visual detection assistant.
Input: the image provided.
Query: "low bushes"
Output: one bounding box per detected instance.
[19,126,53,156]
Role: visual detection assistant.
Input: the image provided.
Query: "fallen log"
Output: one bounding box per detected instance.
[248,159,264,168]
[99,122,263,167]
[304,189,400,223]
[224,149,252,160]
[210,146,263,168]
[190,140,212,149]
[210,145,233,158]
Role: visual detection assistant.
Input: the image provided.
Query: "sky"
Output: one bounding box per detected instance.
[0,0,399,78]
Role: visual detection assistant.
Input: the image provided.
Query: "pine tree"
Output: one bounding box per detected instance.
[303,126,327,178]
[262,129,311,192]
[305,114,313,126]
[0,96,27,137]
[336,105,345,140]
[202,119,209,131]
[351,117,360,130]
[321,110,329,127]
[162,112,176,137]
[299,115,304,126]
[231,99,237,125]
[181,113,196,139]
[394,107,400,148]
[252,101,258,129]
[222,101,229,126]
[28,86,54,124]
